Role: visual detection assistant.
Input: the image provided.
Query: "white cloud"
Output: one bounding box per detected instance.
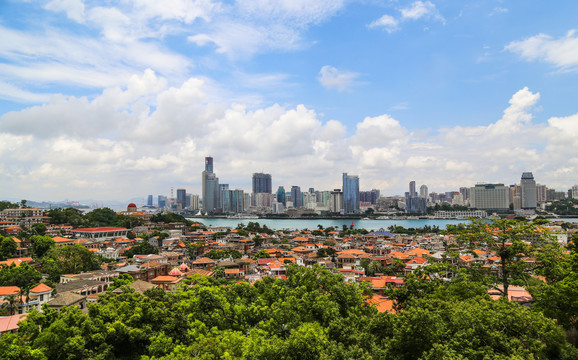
[400,1,444,23]
[369,1,444,34]
[505,30,578,71]
[367,14,399,33]
[44,0,86,23]
[318,65,360,92]
[0,72,576,201]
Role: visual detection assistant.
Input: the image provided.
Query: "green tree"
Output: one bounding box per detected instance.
[85,207,118,227]
[0,236,17,261]
[30,235,55,259]
[122,241,159,259]
[31,223,47,236]
[253,250,271,259]
[0,263,42,290]
[47,208,86,227]
[41,244,102,282]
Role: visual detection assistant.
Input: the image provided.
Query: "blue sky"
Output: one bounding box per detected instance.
[1,0,577,202]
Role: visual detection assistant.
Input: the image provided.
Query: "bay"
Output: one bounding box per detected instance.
[189,218,475,231]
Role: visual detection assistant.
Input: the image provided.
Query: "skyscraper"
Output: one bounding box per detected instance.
[520,172,537,209]
[276,186,286,206]
[291,186,303,208]
[342,173,360,214]
[147,195,153,206]
[202,156,219,213]
[409,181,417,198]
[252,173,272,194]
[176,188,187,209]
[419,185,428,199]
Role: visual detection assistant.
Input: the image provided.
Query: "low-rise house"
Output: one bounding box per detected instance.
[46,293,87,313]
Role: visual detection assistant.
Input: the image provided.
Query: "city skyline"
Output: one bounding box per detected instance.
[1,1,578,201]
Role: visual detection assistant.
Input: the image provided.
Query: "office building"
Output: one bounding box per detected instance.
[342,173,360,214]
[252,173,272,206]
[520,172,537,209]
[276,186,286,206]
[419,185,428,199]
[329,189,343,213]
[219,184,229,210]
[176,188,187,209]
[147,195,153,207]
[409,181,417,198]
[158,195,167,209]
[291,186,303,208]
[202,156,219,213]
[470,184,509,210]
[252,173,272,194]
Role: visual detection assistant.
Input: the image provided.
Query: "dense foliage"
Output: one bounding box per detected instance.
[0,236,17,261]
[122,241,160,259]
[0,265,574,359]
[545,199,578,215]
[40,244,102,282]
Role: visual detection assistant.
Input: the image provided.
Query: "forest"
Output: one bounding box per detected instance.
[1,256,578,360]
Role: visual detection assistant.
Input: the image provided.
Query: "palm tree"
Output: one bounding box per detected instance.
[4,294,17,315]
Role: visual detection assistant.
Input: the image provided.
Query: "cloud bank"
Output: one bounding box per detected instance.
[0,71,576,201]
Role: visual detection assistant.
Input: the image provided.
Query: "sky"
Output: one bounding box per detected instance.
[1,0,578,203]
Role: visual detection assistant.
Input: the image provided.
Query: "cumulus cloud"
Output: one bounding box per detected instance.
[400,1,444,22]
[367,14,399,33]
[0,71,576,200]
[506,30,578,71]
[318,66,360,92]
[369,1,444,33]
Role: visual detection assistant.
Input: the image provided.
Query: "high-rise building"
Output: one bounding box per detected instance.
[202,157,219,213]
[177,188,187,209]
[520,172,537,209]
[147,195,153,206]
[342,173,360,214]
[409,181,417,198]
[291,186,303,208]
[329,189,343,213]
[158,195,167,209]
[252,173,272,207]
[276,186,286,206]
[536,184,547,204]
[572,185,578,199]
[252,173,272,194]
[419,185,428,199]
[189,194,200,210]
[219,184,229,210]
[470,184,509,210]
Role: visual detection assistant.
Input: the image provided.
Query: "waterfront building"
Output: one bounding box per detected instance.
[276,186,286,206]
[291,186,303,208]
[409,181,417,198]
[520,172,537,210]
[158,195,167,209]
[329,189,343,213]
[343,173,360,214]
[219,184,229,210]
[176,188,187,209]
[419,185,428,199]
[202,157,219,213]
[470,184,509,210]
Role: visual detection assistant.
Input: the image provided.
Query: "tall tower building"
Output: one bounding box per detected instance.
[202,157,219,213]
[147,195,153,206]
[252,173,272,194]
[276,186,286,206]
[520,172,537,209]
[176,188,187,209]
[409,181,417,198]
[342,173,360,214]
[291,186,303,208]
[419,185,428,199]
